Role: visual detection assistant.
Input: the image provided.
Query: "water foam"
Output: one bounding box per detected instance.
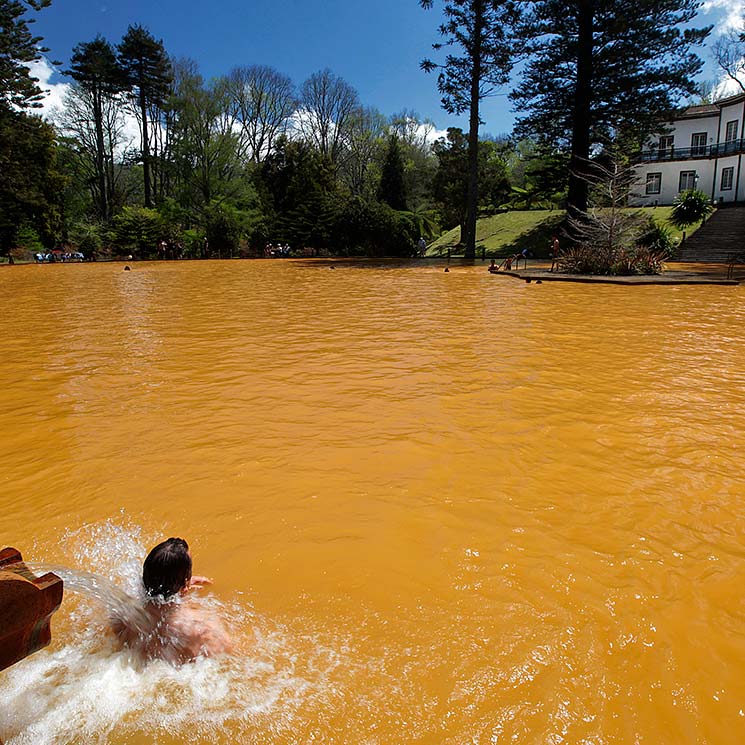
[0,519,341,744]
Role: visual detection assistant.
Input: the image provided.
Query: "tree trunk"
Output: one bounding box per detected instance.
[567,0,593,217]
[106,126,116,216]
[464,0,484,261]
[140,88,152,208]
[93,89,108,220]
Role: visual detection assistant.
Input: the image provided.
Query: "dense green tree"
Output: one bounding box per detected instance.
[431,128,470,230]
[337,106,387,198]
[169,62,250,213]
[505,140,568,208]
[0,0,64,256]
[109,205,162,257]
[388,110,438,210]
[118,24,172,208]
[431,127,513,229]
[69,219,104,259]
[0,0,65,257]
[0,0,52,111]
[260,135,338,247]
[66,37,124,219]
[332,196,418,256]
[420,0,519,258]
[512,0,710,215]
[378,134,408,210]
[203,201,259,258]
[478,137,512,207]
[0,110,64,255]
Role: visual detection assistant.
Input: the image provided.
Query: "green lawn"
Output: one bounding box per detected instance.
[646,206,689,244]
[426,206,697,258]
[427,210,563,258]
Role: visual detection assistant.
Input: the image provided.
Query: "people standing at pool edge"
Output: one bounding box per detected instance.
[550,235,560,272]
[111,537,232,665]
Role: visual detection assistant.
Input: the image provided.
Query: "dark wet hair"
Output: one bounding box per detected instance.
[142,538,192,599]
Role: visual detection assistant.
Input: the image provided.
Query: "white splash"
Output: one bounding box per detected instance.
[0,519,343,744]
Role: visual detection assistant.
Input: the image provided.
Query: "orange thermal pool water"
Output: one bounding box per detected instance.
[1,259,745,744]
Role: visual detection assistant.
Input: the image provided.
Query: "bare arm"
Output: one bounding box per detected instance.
[188,575,213,589]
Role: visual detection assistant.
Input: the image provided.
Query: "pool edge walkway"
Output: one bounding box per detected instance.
[490,269,742,286]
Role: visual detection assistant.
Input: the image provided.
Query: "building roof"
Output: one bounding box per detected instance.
[713,91,745,108]
[673,92,745,121]
[677,103,720,119]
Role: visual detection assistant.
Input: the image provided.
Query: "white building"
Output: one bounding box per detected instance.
[632,92,745,205]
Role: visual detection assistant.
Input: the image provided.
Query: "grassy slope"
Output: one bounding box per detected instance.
[427,210,562,257]
[426,206,693,258]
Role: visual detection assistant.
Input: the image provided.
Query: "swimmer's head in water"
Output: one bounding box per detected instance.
[143,538,192,599]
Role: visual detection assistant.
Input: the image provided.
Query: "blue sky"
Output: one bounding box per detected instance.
[32,0,742,136]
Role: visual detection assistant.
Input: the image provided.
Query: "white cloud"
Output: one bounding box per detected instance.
[287,106,317,140]
[116,102,142,151]
[27,55,70,118]
[420,123,448,144]
[702,0,744,33]
[713,70,745,98]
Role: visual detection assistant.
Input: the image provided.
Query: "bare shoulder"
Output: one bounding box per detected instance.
[109,600,232,664]
[171,602,233,658]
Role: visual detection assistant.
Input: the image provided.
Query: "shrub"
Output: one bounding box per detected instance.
[15,225,44,255]
[558,244,611,274]
[636,219,676,259]
[71,222,104,259]
[330,198,417,256]
[110,207,163,258]
[205,204,241,258]
[669,189,713,229]
[559,244,666,275]
[630,247,667,275]
[181,228,206,259]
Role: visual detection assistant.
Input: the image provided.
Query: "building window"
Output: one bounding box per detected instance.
[679,170,697,191]
[658,135,674,158]
[646,172,662,194]
[691,132,707,156]
[721,167,734,191]
[725,120,739,142]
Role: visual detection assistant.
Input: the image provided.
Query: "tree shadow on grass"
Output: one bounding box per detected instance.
[495,213,566,259]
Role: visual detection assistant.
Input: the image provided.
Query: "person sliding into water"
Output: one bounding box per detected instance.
[110,537,232,665]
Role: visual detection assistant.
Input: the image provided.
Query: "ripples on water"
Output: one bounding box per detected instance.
[1,260,745,743]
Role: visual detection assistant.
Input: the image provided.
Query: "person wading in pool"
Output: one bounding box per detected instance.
[111,537,232,665]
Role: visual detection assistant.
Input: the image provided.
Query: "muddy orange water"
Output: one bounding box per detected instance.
[1,260,745,744]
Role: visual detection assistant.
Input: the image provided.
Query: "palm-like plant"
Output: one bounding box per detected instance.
[669,189,713,230]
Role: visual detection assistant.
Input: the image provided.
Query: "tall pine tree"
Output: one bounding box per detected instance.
[0,0,64,256]
[67,37,123,220]
[0,108,64,255]
[118,25,171,208]
[0,0,52,111]
[512,0,710,215]
[378,134,408,211]
[421,0,519,259]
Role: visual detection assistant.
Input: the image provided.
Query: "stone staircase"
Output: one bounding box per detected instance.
[676,205,745,262]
